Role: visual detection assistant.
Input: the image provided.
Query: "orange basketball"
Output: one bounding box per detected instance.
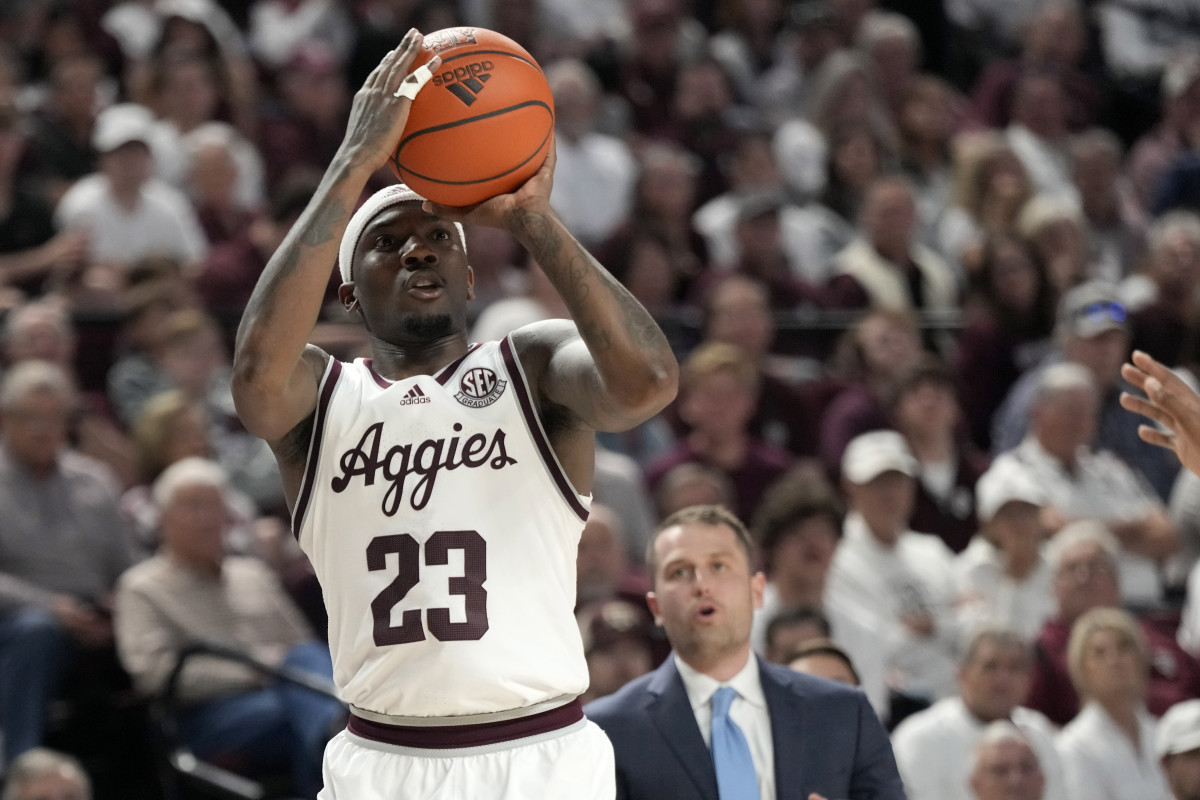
[390,27,555,207]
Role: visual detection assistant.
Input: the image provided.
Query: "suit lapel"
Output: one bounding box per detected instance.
[647,658,720,800]
[761,660,807,797]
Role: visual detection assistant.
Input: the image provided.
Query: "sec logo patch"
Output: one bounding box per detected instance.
[455,367,506,408]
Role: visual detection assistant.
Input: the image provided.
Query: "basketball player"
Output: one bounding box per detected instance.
[230,30,679,800]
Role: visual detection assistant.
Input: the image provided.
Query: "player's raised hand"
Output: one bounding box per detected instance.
[341,29,439,172]
[1120,350,1200,475]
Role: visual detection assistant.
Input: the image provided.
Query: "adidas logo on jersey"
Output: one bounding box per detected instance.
[433,61,494,107]
[398,386,431,406]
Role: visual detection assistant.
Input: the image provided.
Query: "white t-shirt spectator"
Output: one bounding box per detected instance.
[891,696,1068,800]
[55,174,208,268]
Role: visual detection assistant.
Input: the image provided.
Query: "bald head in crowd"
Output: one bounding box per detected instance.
[969,722,1045,800]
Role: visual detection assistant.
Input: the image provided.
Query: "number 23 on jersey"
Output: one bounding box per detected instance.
[367,530,489,646]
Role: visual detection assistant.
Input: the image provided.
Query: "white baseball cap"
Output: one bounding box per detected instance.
[1156,699,1200,758]
[841,430,917,485]
[976,458,1046,523]
[92,103,155,153]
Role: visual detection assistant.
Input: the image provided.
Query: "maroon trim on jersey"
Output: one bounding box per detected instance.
[363,359,391,389]
[347,699,583,749]
[291,359,343,541]
[434,342,482,386]
[499,337,589,521]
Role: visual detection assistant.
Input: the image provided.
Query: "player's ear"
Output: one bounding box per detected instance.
[466,265,475,300]
[338,283,359,313]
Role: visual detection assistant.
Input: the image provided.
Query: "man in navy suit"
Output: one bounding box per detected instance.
[585,505,906,800]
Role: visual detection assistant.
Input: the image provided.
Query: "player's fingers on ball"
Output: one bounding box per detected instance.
[386,30,424,90]
[395,56,439,104]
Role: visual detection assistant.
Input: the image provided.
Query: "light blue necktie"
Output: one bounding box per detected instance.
[711,686,759,800]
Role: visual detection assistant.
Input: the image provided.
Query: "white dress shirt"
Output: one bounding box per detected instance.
[1056,702,1169,800]
[676,653,775,800]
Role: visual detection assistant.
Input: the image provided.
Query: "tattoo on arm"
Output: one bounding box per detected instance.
[506,207,645,339]
[300,199,347,248]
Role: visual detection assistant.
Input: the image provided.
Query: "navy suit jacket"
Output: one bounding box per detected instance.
[585,655,907,800]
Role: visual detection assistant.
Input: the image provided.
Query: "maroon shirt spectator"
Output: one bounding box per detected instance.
[818,308,926,478]
[954,232,1055,450]
[1128,211,1200,368]
[890,356,992,553]
[646,341,793,523]
[965,4,1097,133]
[1126,54,1200,215]
[194,175,319,317]
[1025,522,1200,726]
[697,274,822,457]
[257,40,349,192]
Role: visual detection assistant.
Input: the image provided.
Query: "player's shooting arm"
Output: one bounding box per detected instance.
[232,34,432,442]
[505,200,679,431]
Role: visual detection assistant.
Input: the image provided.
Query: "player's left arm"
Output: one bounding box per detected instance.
[426,137,679,431]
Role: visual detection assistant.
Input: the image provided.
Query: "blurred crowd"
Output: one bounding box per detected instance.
[5,0,1200,798]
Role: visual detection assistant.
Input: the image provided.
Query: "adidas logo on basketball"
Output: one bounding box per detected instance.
[398,386,431,406]
[433,60,494,106]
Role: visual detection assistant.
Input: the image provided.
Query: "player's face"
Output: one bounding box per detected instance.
[348,203,474,344]
[647,522,764,666]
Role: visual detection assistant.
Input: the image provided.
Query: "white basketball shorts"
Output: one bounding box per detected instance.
[317,718,616,800]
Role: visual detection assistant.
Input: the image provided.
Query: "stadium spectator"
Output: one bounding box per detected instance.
[890,624,1067,800]
[954,232,1055,449]
[954,457,1055,640]
[827,429,961,717]
[786,637,862,687]
[1157,699,1200,800]
[54,103,207,285]
[1025,521,1200,725]
[825,174,960,315]
[0,361,133,764]
[114,457,342,799]
[1055,606,1171,800]
[819,307,926,477]
[576,598,658,705]
[966,2,1096,133]
[748,465,890,715]
[646,341,792,524]
[545,59,636,248]
[968,722,1047,800]
[992,280,1181,501]
[992,363,1179,606]
[889,355,990,553]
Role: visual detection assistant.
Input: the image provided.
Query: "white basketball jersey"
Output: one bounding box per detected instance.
[292,338,591,719]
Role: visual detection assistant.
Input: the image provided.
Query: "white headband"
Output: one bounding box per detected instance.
[337,183,467,283]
